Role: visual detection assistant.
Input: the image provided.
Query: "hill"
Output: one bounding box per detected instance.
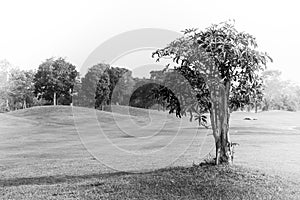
[1,106,300,199]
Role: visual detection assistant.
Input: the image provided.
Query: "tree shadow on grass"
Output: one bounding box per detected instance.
[0,171,131,187]
[0,165,209,187]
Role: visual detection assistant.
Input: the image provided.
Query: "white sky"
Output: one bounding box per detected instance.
[0,0,299,83]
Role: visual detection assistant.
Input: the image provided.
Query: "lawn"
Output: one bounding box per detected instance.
[0,106,300,199]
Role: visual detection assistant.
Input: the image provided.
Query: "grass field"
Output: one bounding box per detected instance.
[1,106,300,199]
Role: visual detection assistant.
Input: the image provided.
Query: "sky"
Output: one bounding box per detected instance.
[0,0,299,83]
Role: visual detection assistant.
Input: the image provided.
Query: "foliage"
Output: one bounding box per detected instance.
[150,68,210,125]
[95,66,134,109]
[95,72,111,109]
[153,22,271,118]
[108,67,134,105]
[262,70,299,111]
[0,60,11,112]
[129,78,162,109]
[33,57,78,105]
[76,63,109,107]
[7,68,35,110]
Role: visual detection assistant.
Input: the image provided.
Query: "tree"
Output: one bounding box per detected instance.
[261,70,282,111]
[94,66,133,109]
[33,58,78,105]
[129,79,161,109]
[0,60,11,112]
[262,70,298,111]
[153,22,272,164]
[71,75,82,107]
[106,66,133,105]
[7,69,35,110]
[95,72,111,109]
[76,63,109,107]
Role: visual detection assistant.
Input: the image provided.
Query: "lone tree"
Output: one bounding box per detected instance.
[153,22,272,164]
[34,58,78,105]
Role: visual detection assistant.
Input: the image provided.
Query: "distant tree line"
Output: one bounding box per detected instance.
[74,64,135,109]
[1,60,300,113]
[0,58,167,112]
[0,58,78,112]
[261,70,300,111]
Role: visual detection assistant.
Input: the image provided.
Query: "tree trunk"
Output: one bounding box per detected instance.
[53,92,57,106]
[6,99,9,110]
[209,81,233,165]
[255,100,258,113]
[23,99,27,109]
[247,105,251,112]
[69,88,73,106]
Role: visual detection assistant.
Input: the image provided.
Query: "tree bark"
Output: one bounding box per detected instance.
[70,88,73,106]
[23,99,27,109]
[255,100,258,113]
[54,92,57,106]
[209,80,233,165]
[6,99,9,110]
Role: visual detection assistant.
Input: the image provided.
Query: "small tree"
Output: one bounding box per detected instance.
[106,67,133,105]
[77,63,109,107]
[95,72,110,109]
[262,70,298,111]
[8,69,35,110]
[94,66,133,109]
[0,60,12,111]
[153,22,272,164]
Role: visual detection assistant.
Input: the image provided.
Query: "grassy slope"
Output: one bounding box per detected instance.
[1,106,213,178]
[2,165,300,200]
[1,106,300,199]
